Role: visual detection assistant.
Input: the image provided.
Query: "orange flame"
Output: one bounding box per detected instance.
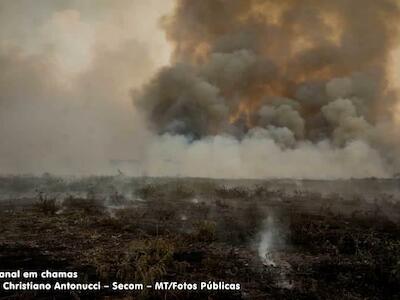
[229,100,254,127]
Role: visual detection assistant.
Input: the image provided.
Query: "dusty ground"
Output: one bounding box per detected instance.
[0,176,399,299]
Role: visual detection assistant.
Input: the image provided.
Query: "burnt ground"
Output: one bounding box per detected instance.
[0,176,399,299]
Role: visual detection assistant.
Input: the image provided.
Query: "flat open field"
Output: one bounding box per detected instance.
[0,176,399,299]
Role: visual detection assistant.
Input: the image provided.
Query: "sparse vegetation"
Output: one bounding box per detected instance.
[136,184,160,200]
[34,192,59,215]
[214,185,251,199]
[118,238,175,284]
[0,177,399,299]
[171,184,195,200]
[62,195,105,215]
[192,221,217,243]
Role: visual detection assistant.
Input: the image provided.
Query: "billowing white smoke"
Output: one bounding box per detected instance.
[141,133,389,179]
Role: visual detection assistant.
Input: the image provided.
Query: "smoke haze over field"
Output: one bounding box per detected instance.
[0,0,173,174]
[1,0,400,178]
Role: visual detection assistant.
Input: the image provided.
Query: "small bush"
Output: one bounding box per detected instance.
[214,186,250,199]
[136,184,160,200]
[117,238,175,284]
[34,192,58,215]
[109,191,128,206]
[171,185,195,200]
[192,221,217,243]
[62,196,105,215]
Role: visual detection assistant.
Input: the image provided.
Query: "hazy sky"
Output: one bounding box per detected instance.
[0,0,174,174]
[0,0,174,73]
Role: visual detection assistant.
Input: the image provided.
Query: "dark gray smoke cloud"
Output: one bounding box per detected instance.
[135,0,400,177]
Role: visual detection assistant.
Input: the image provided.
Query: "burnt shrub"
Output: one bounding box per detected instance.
[34,192,59,215]
[62,195,105,215]
[192,221,217,243]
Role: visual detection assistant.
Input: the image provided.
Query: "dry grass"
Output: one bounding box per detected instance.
[117,238,175,284]
[33,192,59,215]
[1,177,400,299]
[192,221,217,243]
[62,195,105,215]
[214,185,251,199]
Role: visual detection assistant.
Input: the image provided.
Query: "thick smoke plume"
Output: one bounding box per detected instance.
[135,0,400,178]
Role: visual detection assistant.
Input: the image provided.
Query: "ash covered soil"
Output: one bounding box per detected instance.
[0,176,400,299]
